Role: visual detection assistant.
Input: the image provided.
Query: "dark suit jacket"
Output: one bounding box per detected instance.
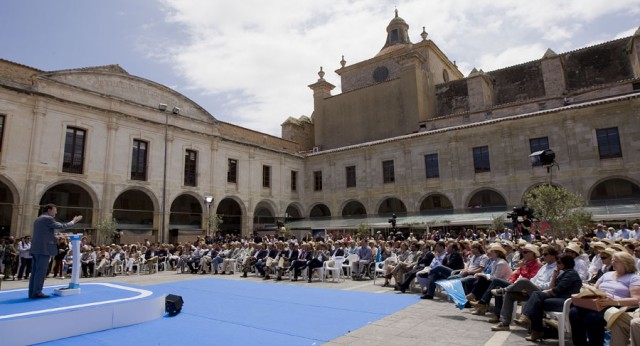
[287,249,299,262]
[256,249,269,260]
[443,252,465,270]
[31,214,76,257]
[144,250,157,260]
[552,268,583,298]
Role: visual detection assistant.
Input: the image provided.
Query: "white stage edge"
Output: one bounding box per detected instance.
[0,282,165,346]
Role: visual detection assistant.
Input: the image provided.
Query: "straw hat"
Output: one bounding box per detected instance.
[501,240,514,248]
[565,243,582,255]
[590,242,606,250]
[609,243,626,253]
[487,243,507,255]
[601,238,614,245]
[517,239,528,247]
[600,248,617,258]
[522,244,540,257]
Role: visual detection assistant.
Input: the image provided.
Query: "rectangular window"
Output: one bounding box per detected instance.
[227,159,237,183]
[313,171,322,191]
[262,165,271,188]
[184,150,197,186]
[529,137,550,166]
[529,137,549,153]
[382,160,395,183]
[596,127,622,159]
[424,153,439,178]
[473,146,490,173]
[62,127,86,174]
[346,166,356,188]
[291,171,297,192]
[131,139,148,181]
[0,115,5,152]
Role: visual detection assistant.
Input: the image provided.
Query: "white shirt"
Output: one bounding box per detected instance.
[575,254,590,281]
[530,262,557,290]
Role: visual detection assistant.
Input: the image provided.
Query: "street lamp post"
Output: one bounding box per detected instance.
[159,103,180,243]
[204,196,213,236]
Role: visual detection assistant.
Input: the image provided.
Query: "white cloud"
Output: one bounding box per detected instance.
[148,0,640,136]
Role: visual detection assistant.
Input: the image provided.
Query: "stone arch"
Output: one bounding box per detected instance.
[284,203,304,220]
[377,197,407,216]
[39,181,97,225]
[112,188,156,230]
[466,188,507,210]
[589,177,640,203]
[419,192,454,214]
[341,200,368,217]
[309,203,331,218]
[216,196,245,234]
[0,175,19,237]
[169,193,204,230]
[254,200,277,227]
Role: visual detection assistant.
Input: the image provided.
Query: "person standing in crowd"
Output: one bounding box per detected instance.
[29,204,82,299]
[17,235,32,280]
[52,236,69,278]
[2,237,18,280]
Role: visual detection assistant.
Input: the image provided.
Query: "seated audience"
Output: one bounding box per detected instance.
[515,254,583,342]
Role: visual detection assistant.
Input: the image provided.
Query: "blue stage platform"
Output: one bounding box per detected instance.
[0,282,165,345]
[36,278,418,346]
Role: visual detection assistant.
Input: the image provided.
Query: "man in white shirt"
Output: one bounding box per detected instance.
[632,223,640,240]
[616,224,631,240]
[587,242,606,281]
[564,243,589,281]
[17,236,32,280]
[491,246,559,330]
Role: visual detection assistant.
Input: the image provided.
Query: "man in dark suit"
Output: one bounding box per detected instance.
[276,243,298,281]
[290,243,313,281]
[29,204,82,299]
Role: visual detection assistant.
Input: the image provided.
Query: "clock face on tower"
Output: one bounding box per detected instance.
[373,66,389,83]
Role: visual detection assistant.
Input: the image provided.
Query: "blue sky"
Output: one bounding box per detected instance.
[1,0,638,136]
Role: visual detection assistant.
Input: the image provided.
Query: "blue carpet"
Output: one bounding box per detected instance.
[37,278,418,345]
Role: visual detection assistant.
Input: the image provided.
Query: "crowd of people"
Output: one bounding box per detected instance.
[2,222,640,344]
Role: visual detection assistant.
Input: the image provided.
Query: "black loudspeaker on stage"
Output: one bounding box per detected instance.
[165,294,184,316]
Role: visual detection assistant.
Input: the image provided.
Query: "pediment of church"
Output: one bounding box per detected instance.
[39,66,215,123]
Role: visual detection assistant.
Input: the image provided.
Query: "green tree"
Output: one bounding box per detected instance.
[355,223,371,241]
[524,184,592,241]
[492,215,506,232]
[95,218,118,246]
[207,213,223,236]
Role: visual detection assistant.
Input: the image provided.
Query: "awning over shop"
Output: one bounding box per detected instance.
[285,210,508,230]
[584,203,640,221]
[285,203,640,231]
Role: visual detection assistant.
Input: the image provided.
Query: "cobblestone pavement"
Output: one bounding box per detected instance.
[1,271,570,346]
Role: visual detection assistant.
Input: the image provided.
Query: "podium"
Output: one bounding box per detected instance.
[54,233,83,296]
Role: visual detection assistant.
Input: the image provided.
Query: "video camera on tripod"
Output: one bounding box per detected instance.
[506,206,535,231]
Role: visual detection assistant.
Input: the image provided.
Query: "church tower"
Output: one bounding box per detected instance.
[307,11,462,150]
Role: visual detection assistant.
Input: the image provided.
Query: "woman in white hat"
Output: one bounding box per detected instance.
[466,243,512,315]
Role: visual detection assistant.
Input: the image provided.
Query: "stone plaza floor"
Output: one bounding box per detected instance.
[1,270,569,346]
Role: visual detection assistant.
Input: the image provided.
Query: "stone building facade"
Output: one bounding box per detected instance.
[1,12,639,241]
[284,13,640,229]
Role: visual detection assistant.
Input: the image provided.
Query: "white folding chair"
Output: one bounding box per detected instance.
[343,254,359,278]
[373,254,397,284]
[544,298,573,346]
[322,256,345,282]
